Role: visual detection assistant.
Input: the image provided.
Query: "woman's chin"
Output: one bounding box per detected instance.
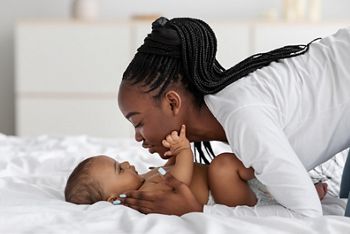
[149,147,168,159]
[159,154,172,160]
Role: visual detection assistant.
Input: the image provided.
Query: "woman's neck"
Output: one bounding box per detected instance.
[185,104,227,143]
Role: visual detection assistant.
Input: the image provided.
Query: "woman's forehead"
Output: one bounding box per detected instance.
[118,83,155,109]
[119,81,150,97]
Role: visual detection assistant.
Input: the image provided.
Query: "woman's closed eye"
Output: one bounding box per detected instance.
[134,122,143,128]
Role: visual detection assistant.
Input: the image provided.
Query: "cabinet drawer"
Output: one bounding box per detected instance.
[16,23,131,93]
[16,96,134,138]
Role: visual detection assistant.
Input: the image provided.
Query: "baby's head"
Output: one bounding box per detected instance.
[65,155,144,204]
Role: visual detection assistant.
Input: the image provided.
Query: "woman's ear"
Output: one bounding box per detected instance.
[163,90,182,115]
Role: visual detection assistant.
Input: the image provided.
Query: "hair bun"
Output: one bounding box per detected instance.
[152,17,169,29]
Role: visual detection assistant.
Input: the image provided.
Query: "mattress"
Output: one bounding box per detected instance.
[0,134,349,234]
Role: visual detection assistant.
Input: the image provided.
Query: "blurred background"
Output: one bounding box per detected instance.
[1,0,350,138]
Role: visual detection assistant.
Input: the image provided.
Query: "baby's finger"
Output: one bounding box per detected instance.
[166,135,173,143]
[171,131,179,137]
[171,131,179,139]
[179,125,186,137]
[162,139,170,148]
[164,151,172,157]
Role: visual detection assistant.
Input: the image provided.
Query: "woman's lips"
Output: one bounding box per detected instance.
[142,143,152,149]
[142,143,155,153]
[143,143,156,151]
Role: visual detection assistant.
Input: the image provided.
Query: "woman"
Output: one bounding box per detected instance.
[117,17,350,218]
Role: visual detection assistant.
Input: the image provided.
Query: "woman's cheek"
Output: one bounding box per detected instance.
[151,145,168,158]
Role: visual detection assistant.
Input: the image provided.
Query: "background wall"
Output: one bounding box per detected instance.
[1,0,350,135]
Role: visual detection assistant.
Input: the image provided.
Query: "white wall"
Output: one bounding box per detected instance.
[1,0,350,135]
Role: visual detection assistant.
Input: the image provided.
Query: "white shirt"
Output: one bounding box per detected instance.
[203,27,350,218]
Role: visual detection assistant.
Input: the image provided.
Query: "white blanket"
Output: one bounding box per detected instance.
[0,134,349,234]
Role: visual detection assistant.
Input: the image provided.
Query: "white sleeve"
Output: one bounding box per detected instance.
[217,106,322,217]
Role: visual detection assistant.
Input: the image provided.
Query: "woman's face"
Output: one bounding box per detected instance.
[118,82,183,159]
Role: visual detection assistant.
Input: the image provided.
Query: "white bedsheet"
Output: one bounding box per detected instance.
[0,134,349,234]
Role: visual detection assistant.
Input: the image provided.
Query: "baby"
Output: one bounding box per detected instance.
[65,125,328,207]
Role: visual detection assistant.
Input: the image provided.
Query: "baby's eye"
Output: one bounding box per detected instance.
[116,165,121,174]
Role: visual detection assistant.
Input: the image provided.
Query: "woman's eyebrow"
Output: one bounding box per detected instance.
[125,112,140,120]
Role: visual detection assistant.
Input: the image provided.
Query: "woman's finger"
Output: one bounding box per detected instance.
[120,190,170,214]
[122,190,160,201]
[127,204,153,214]
[122,197,154,211]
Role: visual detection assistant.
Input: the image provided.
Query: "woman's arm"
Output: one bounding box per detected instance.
[225,106,322,217]
[162,125,193,185]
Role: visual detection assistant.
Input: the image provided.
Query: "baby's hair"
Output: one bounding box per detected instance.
[64,157,104,204]
[122,17,318,164]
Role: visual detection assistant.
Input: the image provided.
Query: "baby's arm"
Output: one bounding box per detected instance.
[162,125,193,185]
[163,157,176,167]
[209,153,257,207]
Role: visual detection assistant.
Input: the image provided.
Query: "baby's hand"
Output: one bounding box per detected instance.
[162,125,190,157]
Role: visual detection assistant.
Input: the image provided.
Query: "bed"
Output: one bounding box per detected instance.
[0,133,349,233]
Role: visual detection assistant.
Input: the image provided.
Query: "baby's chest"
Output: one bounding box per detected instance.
[139,173,166,192]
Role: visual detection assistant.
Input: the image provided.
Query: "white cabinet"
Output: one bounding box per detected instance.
[210,22,251,68]
[16,97,130,138]
[17,22,131,93]
[15,20,350,138]
[130,21,153,55]
[253,23,350,53]
[16,21,134,137]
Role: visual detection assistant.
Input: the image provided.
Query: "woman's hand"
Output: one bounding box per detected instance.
[119,173,203,215]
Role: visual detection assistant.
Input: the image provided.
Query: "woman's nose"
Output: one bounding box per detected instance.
[135,129,143,142]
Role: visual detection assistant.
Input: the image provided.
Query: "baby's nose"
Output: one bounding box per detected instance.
[122,162,130,168]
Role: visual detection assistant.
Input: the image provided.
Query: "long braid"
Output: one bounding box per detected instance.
[123,17,320,164]
[171,17,320,95]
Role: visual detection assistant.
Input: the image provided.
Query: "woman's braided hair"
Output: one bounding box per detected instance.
[122,17,319,164]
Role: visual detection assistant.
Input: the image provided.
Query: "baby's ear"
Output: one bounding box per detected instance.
[106,194,118,202]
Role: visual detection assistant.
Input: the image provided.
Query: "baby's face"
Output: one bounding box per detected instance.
[89,155,145,200]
